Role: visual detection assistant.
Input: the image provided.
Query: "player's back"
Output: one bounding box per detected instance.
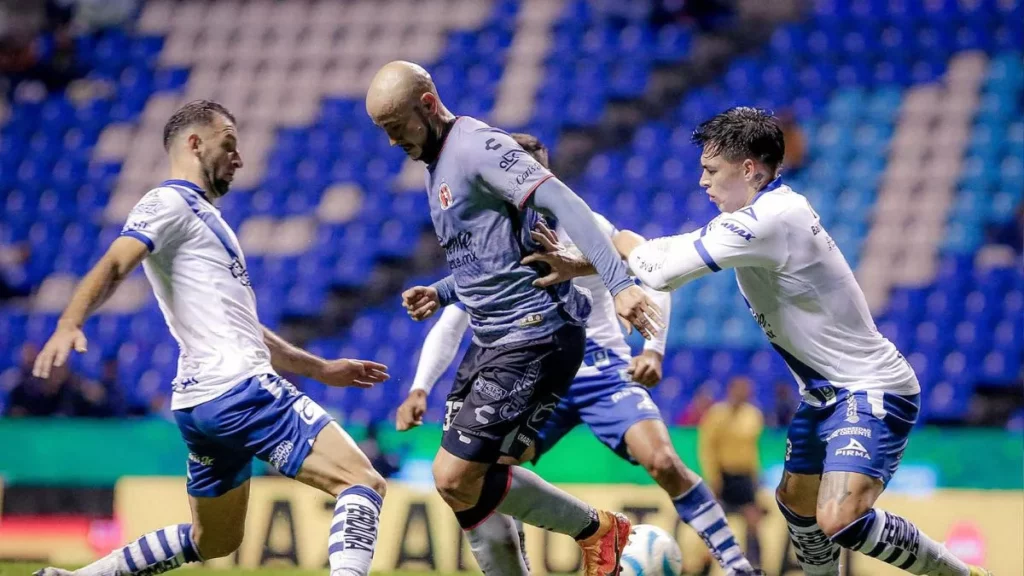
[424,117,590,348]
[121,180,274,409]
[720,184,918,399]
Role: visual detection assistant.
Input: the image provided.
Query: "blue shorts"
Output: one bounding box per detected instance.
[533,351,662,464]
[173,374,333,498]
[784,388,920,485]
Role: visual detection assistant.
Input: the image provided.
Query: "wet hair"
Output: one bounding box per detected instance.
[163,100,236,151]
[692,107,785,174]
[510,132,550,169]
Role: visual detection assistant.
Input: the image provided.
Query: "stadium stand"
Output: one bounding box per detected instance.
[0,0,1021,430]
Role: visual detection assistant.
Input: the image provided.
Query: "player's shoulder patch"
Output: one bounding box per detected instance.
[716,217,758,242]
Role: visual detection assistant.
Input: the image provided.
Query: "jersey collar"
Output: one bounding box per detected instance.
[748,175,783,205]
[161,179,210,201]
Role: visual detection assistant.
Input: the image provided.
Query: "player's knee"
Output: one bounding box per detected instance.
[431,461,464,504]
[816,506,868,539]
[193,525,244,559]
[642,444,684,485]
[360,469,387,499]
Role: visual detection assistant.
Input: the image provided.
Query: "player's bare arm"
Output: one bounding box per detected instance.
[262,326,389,388]
[33,235,149,378]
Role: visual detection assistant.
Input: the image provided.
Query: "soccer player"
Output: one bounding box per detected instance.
[366,61,663,576]
[32,101,390,576]
[537,107,992,576]
[396,132,763,576]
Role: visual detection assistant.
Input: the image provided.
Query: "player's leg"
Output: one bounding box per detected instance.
[775,398,842,576]
[818,391,980,576]
[433,324,629,575]
[465,398,578,575]
[294,421,387,576]
[582,381,758,575]
[36,412,254,576]
[244,375,385,576]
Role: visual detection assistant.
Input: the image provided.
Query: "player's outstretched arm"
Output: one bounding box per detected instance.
[34,236,149,379]
[628,212,784,292]
[528,179,665,339]
[397,305,471,431]
[262,326,389,388]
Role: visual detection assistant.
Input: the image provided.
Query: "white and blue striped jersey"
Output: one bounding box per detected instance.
[628,179,919,402]
[120,179,275,410]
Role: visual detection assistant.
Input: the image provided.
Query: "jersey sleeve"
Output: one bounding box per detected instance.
[410,305,471,394]
[464,129,555,208]
[628,210,785,291]
[119,188,188,254]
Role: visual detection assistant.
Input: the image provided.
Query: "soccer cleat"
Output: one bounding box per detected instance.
[33,569,74,576]
[735,570,767,576]
[578,510,631,576]
[968,566,993,576]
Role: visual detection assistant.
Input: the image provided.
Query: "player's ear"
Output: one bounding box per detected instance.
[742,159,758,182]
[187,132,202,157]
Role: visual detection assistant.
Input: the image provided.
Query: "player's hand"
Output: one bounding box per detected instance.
[33,322,88,379]
[614,285,665,340]
[396,389,428,431]
[402,286,440,321]
[521,222,595,287]
[316,359,390,388]
[628,350,664,387]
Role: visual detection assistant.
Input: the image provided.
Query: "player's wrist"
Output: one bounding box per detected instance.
[57,317,83,331]
[408,388,428,399]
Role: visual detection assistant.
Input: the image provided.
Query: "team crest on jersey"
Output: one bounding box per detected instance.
[438,181,454,210]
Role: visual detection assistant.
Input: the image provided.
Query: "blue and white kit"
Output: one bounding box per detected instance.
[121,179,333,496]
[628,178,921,483]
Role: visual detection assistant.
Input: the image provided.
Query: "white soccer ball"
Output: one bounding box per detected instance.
[619,524,683,576]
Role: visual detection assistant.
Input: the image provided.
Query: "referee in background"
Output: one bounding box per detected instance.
[698,375,765,566]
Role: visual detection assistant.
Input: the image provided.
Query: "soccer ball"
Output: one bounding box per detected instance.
[619,524,683,576]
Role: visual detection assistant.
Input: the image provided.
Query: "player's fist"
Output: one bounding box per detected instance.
[614,285,665,340]
[628,350,664,387]
[33,322,88,379]
[317,359,389,388]
[402,286,440,321]
[396,389,428,431]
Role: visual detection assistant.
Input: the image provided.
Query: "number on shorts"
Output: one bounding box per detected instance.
[444,400,464,431]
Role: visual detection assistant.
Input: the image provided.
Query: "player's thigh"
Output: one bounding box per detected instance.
[575,380,663,464]
[432,445,494,508]
[441,323,585,465]
[188,480,250,559]
[295,421,386,498]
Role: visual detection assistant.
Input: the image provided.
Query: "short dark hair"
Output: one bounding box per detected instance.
[510,132,550,169]
[163,100,236,151]
[691,107,785,174]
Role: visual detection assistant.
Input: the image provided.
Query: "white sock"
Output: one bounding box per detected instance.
[832,509,968,576]
[328,485,383,576]
[75,524,201,576]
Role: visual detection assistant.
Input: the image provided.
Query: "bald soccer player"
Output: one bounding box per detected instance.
[366,61,663,576]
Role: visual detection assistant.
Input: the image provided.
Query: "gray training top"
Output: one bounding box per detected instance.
[424,116,592,348]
